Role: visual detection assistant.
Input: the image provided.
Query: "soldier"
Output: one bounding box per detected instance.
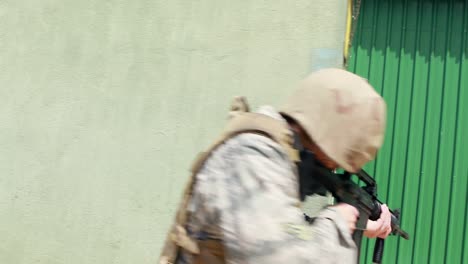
[160,68,392,264]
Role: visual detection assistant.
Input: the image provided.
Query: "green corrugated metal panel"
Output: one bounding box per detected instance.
[348,0,468,263]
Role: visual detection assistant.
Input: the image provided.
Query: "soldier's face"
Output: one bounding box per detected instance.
[307,143,339,171]
[297,128,339,170]
[290,121,339,171]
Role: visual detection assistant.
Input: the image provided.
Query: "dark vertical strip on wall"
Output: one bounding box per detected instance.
[349,0,468,263]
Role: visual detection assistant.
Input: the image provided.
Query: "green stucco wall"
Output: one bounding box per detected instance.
[0,1,346,263]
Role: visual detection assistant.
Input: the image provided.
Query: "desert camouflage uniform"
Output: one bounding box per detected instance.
[177,106,357,264]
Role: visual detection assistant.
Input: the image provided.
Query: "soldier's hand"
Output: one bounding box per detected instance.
[364,204,392,238]
[331,203,359,234]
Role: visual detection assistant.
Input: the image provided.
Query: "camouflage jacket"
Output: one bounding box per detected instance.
[178,106,357,264]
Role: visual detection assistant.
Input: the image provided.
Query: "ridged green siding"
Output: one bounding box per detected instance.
[349,0,468,263]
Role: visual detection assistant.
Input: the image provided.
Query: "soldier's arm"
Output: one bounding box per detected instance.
[219,134,357,263]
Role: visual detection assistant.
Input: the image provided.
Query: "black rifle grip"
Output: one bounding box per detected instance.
[373,238,385,263]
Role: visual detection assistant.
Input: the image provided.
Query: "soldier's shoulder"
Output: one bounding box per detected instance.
[226,132,287,160]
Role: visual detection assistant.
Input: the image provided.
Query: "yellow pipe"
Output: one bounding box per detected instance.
[344,0,353,62]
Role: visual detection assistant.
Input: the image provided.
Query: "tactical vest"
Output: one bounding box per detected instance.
[159,97,299,264]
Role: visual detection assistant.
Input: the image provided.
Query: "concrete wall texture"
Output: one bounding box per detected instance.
[0,1,346,263]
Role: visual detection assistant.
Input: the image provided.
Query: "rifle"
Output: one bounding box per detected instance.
[311,168,409,263]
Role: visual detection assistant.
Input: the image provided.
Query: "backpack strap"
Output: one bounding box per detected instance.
[159,97,298,264]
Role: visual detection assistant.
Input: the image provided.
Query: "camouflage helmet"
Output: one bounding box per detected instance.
[280,68,386,172]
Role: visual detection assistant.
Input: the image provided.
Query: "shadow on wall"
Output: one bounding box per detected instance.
[350,0,467,67]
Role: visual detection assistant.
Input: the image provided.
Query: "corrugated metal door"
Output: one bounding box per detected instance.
[348,0,468,263]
